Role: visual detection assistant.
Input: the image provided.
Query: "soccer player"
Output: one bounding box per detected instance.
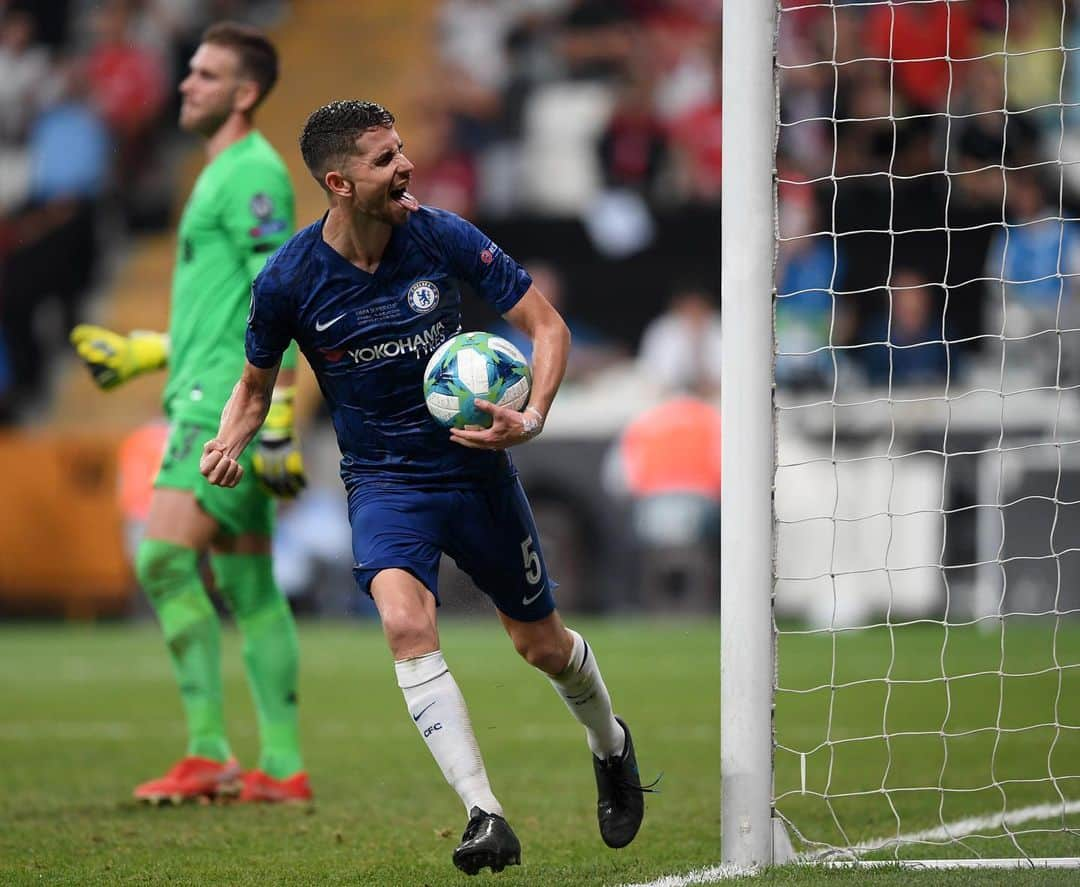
[200,100,652,873]
[69,23,310,805]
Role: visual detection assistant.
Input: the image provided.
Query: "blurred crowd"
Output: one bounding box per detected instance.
[420,0,1080,398]
[777,0,1080,392]
[413,0,722,222]
[7,0,1080,419]
[9,0,1080,612]
[0,0,285,423]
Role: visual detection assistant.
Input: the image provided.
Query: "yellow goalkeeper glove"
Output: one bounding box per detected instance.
[253,386,307,499]
[69,324,169,390]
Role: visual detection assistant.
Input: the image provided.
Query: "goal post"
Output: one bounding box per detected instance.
[721,0,780,869]
[722,0,1080,872]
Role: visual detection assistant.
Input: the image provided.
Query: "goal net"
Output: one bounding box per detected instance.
[723,0,1080,869]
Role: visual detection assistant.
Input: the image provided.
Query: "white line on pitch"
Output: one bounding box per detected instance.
[833,799,1080,855]
[615,864,757,887]
[615,800,1080,886]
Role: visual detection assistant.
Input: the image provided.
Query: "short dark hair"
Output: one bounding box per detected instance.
[201,22,278,108]
[299,100,396,189]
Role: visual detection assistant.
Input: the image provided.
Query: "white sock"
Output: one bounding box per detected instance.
[395,650,502,816]
[548,629,626,759]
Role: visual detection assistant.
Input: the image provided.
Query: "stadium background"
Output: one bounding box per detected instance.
[2,0,1076,627]
[0,0,728,620]
[3,1,1080,884]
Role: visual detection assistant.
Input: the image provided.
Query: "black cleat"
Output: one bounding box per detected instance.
[452,807,522,875]
[593,716,657,848]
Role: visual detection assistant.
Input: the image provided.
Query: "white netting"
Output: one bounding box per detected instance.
[771,0,1080,861]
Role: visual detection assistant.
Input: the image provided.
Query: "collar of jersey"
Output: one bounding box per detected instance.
[209,130,261,169]
[316,211,407,281]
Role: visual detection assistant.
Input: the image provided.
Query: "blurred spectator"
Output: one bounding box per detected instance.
[13,0,73,50]
[833,67,894,179]
[984,0,1065,117]
[637,283,722,398]
[27,75,111,205]
[604,394,721,610]
[491,260,627,383]
[983,170,1080,383]
[860,270,951,386]
[643,4,718,127]
[864,1,974,113]
[596,67,667,198]
[438,0,518,97]
[776,5,832,177]
[667,44,721,203]
[985,171,1080,314]
[555,0,637,83]
[776,184,852,389]
[0,331,13,421]
[0,10,56,142]
[951,57,1042,210]
[81,0,168,186]
[410,108,478,219]
[0,0,280,424]
[0,68,109,412]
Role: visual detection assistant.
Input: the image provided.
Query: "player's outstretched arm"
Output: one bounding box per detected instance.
[201,360,280,488]
[69,324,169,390]
[251,367,307,499]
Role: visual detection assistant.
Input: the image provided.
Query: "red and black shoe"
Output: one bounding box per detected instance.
[133,756,241,805]
[238,769,313,803]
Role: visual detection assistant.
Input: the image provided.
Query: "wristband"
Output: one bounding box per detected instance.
[521,406,545,437]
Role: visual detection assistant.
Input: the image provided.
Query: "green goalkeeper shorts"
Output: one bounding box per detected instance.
[154,418,275,538]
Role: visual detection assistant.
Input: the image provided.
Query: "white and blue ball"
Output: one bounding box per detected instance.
[423,331,532,429]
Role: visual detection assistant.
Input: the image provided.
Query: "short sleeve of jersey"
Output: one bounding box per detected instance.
[441,212,532,314]
[246,270,294,369]
[217,158,296,283]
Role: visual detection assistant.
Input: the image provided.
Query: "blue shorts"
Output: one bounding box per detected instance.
[347,475,556,622]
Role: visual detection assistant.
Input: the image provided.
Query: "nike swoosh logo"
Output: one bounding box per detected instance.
[522,588,545,606]
[412,701,437,722]
[315,312,348,332]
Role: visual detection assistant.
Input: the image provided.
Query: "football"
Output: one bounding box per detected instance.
[423,331,532,429]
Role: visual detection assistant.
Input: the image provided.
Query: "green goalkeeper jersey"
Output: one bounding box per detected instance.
[164,130,296,426]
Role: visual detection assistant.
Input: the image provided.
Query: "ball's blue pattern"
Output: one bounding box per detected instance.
[423,331,532,429]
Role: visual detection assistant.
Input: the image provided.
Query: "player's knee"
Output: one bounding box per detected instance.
[514,635,567,675]
[381,610,438,658]
[135,539,200,605]
[210,553,278,619]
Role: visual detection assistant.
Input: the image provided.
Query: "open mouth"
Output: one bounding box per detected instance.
[390,185,419,212]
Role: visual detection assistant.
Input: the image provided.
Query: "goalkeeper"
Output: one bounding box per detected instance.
[69,23,309,805]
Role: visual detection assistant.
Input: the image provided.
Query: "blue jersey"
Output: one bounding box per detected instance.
[246,206,532,489]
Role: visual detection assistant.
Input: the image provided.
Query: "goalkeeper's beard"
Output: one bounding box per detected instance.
[180,104,230,138]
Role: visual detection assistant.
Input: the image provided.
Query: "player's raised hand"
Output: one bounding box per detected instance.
[252,386,307,498]
[201,438,244,487]
[69,325,169,390]
[449,399,543,450]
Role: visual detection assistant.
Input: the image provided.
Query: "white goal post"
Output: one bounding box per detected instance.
[722,0,1080,871]
[721,0,780,870]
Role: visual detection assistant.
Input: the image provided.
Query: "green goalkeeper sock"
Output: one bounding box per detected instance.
[135,539,230,763]
[211,552,304,779]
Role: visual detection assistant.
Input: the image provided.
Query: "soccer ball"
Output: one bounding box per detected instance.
[423,331,532,429]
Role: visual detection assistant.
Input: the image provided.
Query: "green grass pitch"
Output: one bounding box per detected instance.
[1,617,1078,885]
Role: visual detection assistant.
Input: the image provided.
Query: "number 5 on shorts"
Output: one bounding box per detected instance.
[520,536,541,586]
